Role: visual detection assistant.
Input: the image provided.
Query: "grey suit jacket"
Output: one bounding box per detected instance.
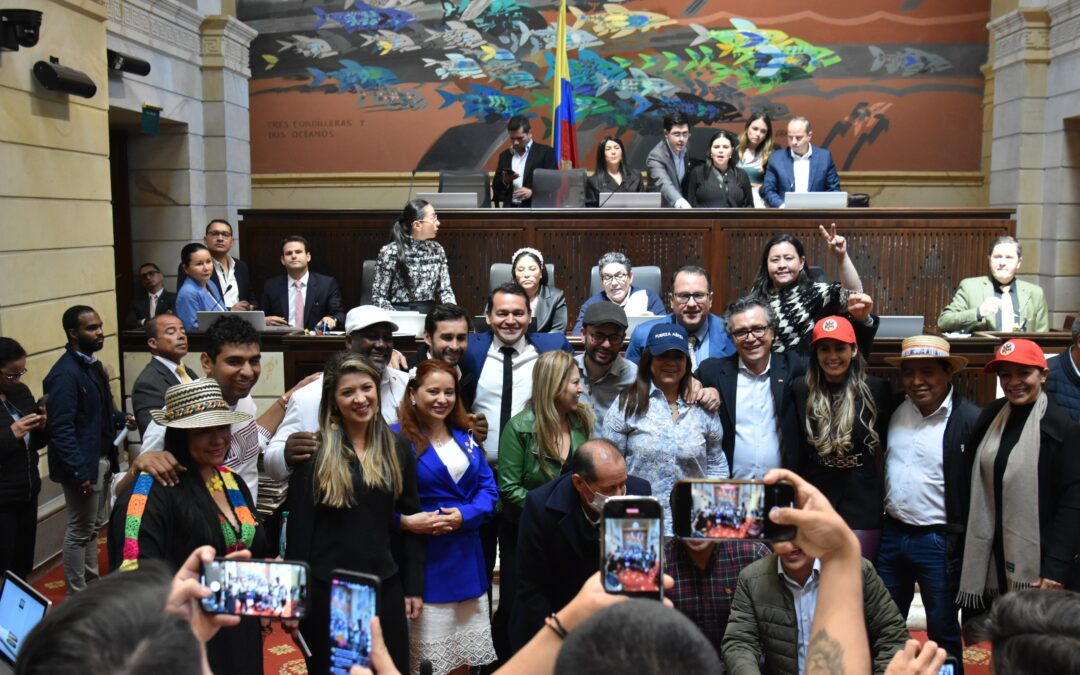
[645,139,689,207]
[131,357,194,435]
[532,284,567,334]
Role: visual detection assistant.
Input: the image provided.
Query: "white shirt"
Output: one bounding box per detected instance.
[214,256,239,307]
[792,145,813,193]
[137,395,269,501]
[433,437,469,483]
[286,271,310,328]
[263,367,409,481]
[619,288,651,316]
[732,357,782,479]
[1070,349,1080,379]
[472,336,540,462]
[778,556,822,675]
[510,140,531,204]
[152,355,187,383]
[884,388,953,526]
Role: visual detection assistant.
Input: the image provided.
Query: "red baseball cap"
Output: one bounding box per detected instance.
[810,315,856,346]
[984,338,1047,373]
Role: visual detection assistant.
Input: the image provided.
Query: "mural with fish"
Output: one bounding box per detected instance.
[240,0,989,175]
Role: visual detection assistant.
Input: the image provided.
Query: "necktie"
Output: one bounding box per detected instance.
[1000,285,1016,332]
[499,346,516,435]
[688,335,700,370]
[293,280,305,329]
[176,362,192,383]
[148,292,157,318]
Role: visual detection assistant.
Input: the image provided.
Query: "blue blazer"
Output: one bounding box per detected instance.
[459,331,574,409]
[44,347,126,485]
[624,313,735,364]
[174,277,226,330]
[392,425,499,603]
[760,146,841,208]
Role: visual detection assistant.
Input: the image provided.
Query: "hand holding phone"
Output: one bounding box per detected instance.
[329,570,380,674]
[601,496,663,599]
[671,479,796,541]
[199,558,309,620]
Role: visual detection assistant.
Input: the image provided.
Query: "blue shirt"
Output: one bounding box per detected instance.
[601,384,728,535]
[174,277,226,330]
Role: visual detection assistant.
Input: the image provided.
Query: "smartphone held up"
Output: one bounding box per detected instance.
[671,479,797,542]
[329,570,380,675]
[601,496,664,599]
[199,558,309,619]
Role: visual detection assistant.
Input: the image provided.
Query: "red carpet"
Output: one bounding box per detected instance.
[28,536,993,674]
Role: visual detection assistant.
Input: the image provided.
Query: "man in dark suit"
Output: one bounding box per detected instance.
[491,115,557,207]
[44,305,134,594]
[130,314,195,435]
[761,116,841,208]
[176,219,256,309]
[695,297,807,476]
[511,439,651,651]
[260,235,345,330]
[125,263,176,329]
[645,111,693,208]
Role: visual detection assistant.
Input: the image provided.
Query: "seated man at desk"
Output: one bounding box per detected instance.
[645,112,693,208]
[760,116,841,208]
[938,235,1049,333]
[125,263,175,329]
[259,235,345,330]
[491,115,557,208]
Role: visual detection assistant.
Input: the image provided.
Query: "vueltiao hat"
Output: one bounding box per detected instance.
[884,335,968,372]
[149,379,252,429]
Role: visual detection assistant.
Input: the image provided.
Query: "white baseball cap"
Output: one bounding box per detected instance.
[344,305,399,335]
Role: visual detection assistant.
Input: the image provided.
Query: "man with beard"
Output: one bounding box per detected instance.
[576,302,637,422]
[45,305,135,593]
[263,305,409,481]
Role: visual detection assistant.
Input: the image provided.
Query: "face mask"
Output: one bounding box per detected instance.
[585,481,618,514]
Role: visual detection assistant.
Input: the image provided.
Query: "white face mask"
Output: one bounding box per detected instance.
[584,481,620,514]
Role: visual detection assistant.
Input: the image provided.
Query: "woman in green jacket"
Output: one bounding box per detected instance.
[494,350,595,658]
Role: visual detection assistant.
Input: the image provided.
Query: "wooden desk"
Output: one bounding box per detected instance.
[238,208,1015,332]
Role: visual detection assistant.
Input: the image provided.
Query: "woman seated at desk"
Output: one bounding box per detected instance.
[686,130,754,208]
[373,198,457,313]
[585,136,643,207]
[174,242,227,331]
[512,247,567,333]
[736,112,775,208]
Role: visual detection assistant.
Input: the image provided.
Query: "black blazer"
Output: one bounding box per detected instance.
[686,164,754,208]
[532,284,567,334]
[0,383,47,507]
[967,398,1080,587]
[584,169,643,207]
[125,290,177,329]
[491,142,558,207]
[511,472,651,650]
[259,272,345,330]
[176,258,256,306]
[131,357,196,435]
[696,351,808,473]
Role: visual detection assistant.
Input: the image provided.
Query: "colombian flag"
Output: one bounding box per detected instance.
[551,0,578,168]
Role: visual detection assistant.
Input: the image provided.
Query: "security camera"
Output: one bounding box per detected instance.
[0,9,42,51]
[33,57,96,98]
[107,49,151,77]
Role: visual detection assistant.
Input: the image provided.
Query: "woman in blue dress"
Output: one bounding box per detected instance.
[174,242,226,330]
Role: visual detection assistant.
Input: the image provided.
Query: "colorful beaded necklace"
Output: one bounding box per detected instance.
[119,472,154,572]
[207,466,257,553]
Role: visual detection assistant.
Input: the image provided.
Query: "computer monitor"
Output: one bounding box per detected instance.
[195,311,298,334]
[0,571,51,671]
[597,192,663,208]
[416,192,478,209]
[877,316,925,339]
[783,191,849,209]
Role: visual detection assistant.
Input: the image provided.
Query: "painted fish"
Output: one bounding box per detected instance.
[370,86,427,110]
[492,69,542,89]
[423,52,485,80]
[346,0,419,8]
[533,91,614,120]
[869,46,951,76]
[306,60,401,92]
[436,84,531,122]
[543,48,626,93]
[361,29,420,55]
[424,21,486,50]
[596,67,677,100]
[646,92,740,125]
[518,22,604,51]
[569,4,676,40]
[261,54,279,71]
[276,35,338,59]
[312,4,415,34]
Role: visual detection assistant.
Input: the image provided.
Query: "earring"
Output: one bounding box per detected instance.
[410,398,416,406]
[330,413,340,431]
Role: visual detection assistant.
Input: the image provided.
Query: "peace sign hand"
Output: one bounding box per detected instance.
[819,223,847,258]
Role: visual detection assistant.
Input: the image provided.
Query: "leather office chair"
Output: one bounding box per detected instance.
[589,265,663,297]
[807,265,826,283]
[531,169,587,208]
[439,169,491,208]
[489,262,555,292]
[360,260,377,305]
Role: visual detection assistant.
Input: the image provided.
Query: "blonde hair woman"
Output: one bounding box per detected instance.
[495,350,595,655]
[284,353,423,674]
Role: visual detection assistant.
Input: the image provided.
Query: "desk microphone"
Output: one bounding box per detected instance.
[597,175,628,209]
[406,168,418,200]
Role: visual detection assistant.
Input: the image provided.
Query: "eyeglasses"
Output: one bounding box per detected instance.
[419,215,440,224]
[2,369,27,381]
[586,330,625,345]
[206,230,233,239]
[600,272,628,284]
[672,292,710,305]
[732,326,770,341]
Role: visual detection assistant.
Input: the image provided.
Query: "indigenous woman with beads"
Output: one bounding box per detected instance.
[749,228,875,354]
[109,380,266,675]
[395,359,498,674]
[284,355,423,675]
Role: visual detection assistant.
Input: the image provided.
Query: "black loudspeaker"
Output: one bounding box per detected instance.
[107,49,151,76]
[32,58,96,98]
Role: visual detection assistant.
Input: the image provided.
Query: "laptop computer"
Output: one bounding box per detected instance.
[598,192,662,208]
[625,315,658,333]
[876,316,925,339]
[0,571,52,672]
[416,192,478,209]
[783,191,848,209]
[195,311,299,334]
